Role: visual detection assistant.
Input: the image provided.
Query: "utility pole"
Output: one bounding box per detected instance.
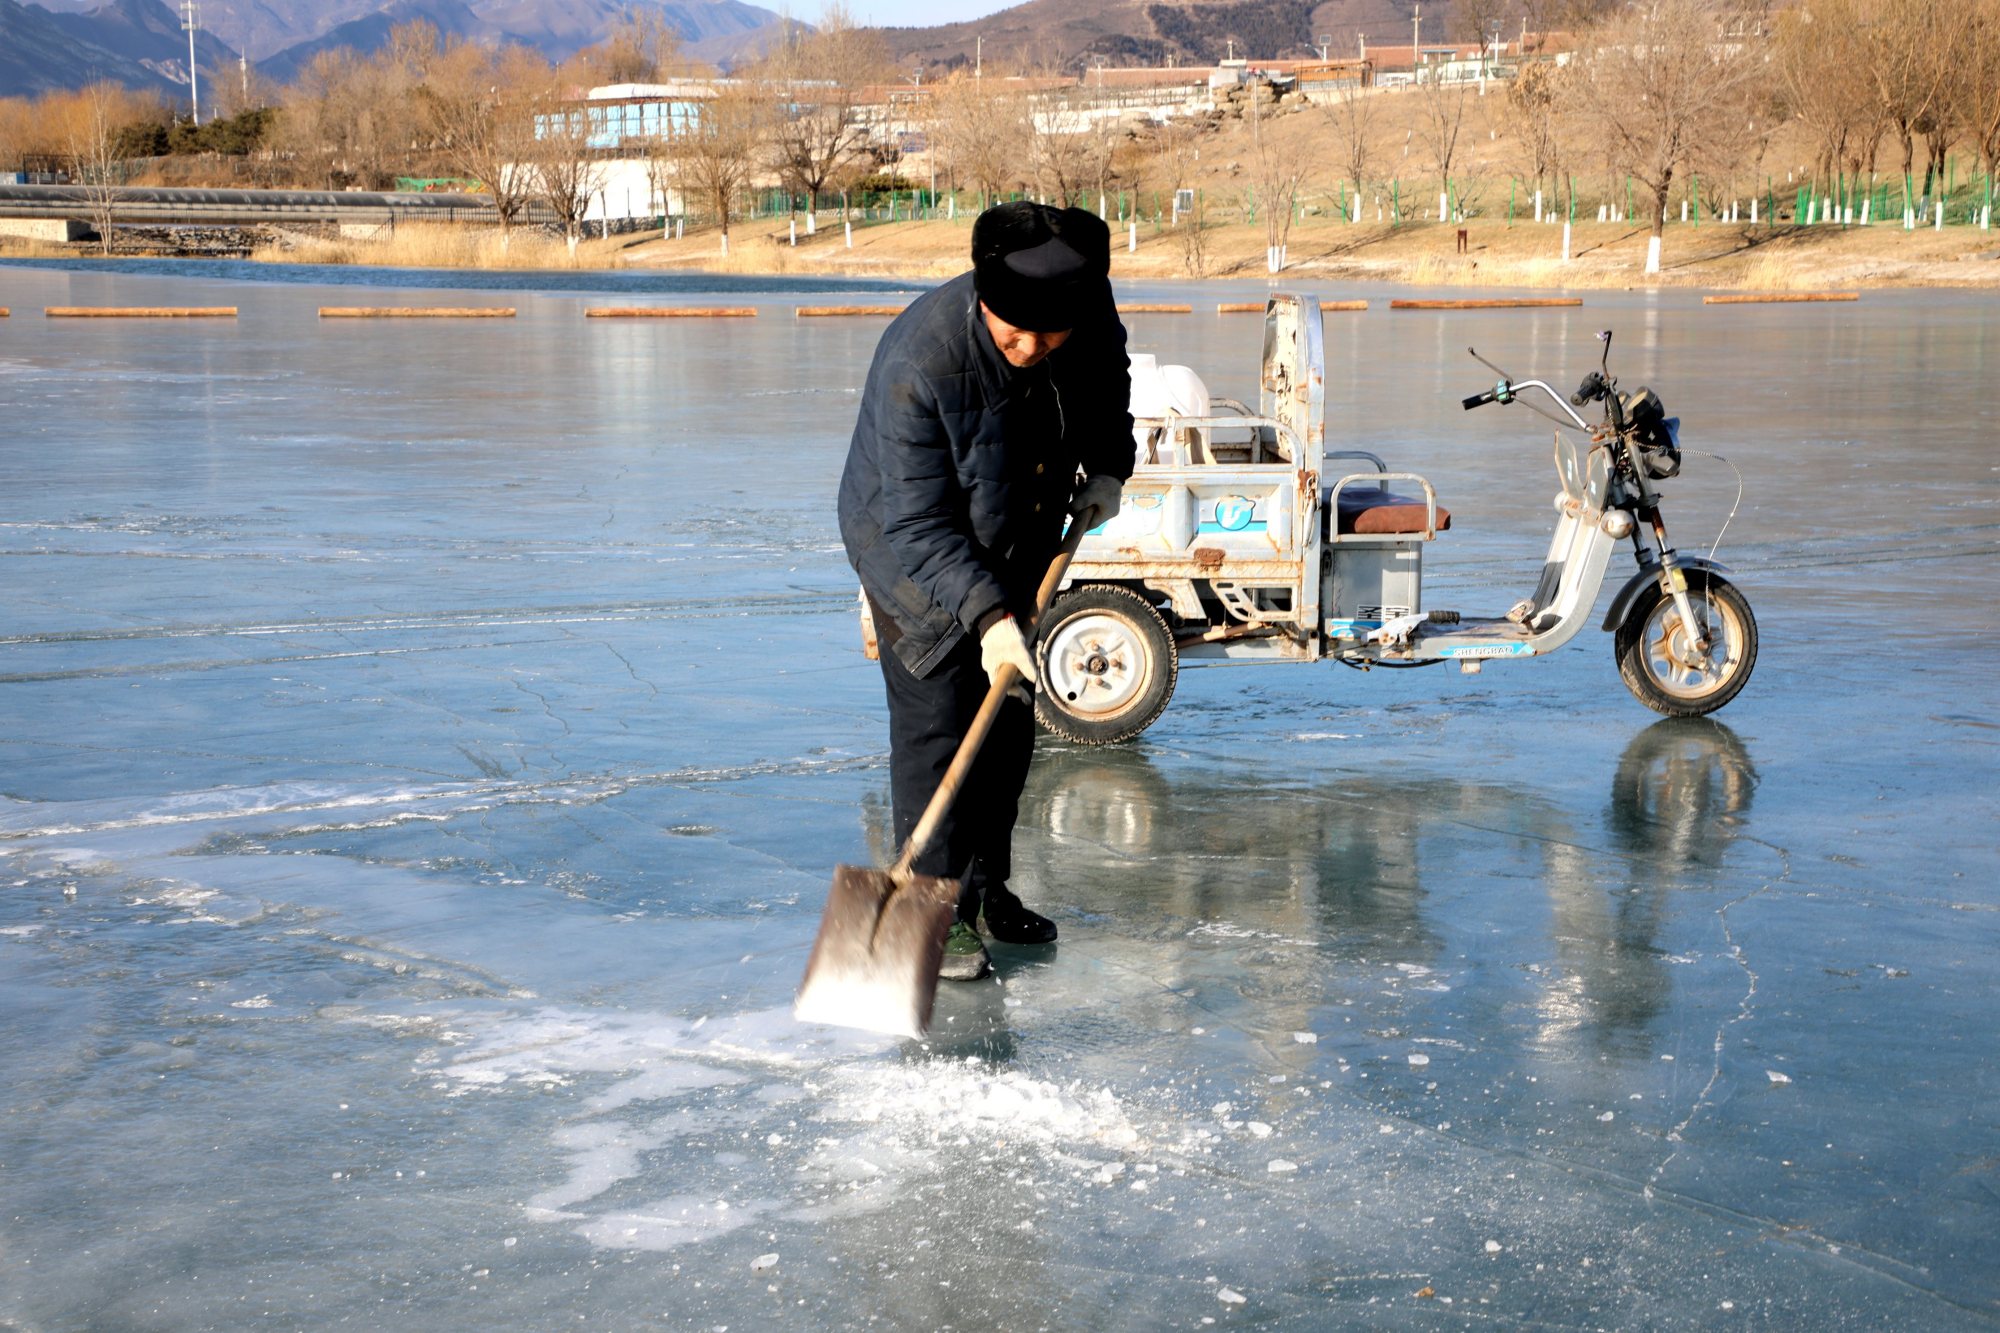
[975,33,982,77]
[1412,5,1421,85]
[1315,32,1330,62]
[181,0,200,124]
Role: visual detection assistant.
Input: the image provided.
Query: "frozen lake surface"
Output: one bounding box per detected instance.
[1,261,1996,1329]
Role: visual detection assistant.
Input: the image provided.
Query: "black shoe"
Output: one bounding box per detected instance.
[979,885,1058,945]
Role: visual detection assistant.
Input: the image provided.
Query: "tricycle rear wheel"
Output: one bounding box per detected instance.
[1614,573,1757,717]
[1034,584,1178,745]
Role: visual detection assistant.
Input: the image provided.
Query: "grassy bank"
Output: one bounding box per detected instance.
[622,211,2000,290]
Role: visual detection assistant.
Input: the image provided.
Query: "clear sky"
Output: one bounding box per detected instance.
[835,0,1022,32]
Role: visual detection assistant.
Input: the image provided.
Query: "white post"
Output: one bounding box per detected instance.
[845,220,853,247]
[1750,197,1758,224]
[1438,190,1448,223]
[1128,219,1137,251]
[1597,204,1607,222]
[1534,187,1543,223]
[1352,194,1361,224]
[1681,200,1688,223]
[1562,220,1572,262]
[676,216,683,239]
[1645,233,1661,274]
[789,218,796,246]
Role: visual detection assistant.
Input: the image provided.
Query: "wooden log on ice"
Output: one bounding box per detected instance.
[794,306,906,317]
[45,308,238,318]
[1117,303,1194,314]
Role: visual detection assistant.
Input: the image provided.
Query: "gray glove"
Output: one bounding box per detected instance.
[979,616,1037,705]
[1069,474,1124,526]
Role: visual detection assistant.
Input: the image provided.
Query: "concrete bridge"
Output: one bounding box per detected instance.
[0,184,498,240]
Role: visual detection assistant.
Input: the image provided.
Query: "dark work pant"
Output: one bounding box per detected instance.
[879,631,1038,922]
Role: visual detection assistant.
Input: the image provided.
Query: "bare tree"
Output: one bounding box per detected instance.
[1321,85,1375,221]
[1449,0,1510,44]
[524,78,609,257]
[661,80,772,255]
[924,74,1029,205]
[60,83,128,254]
[1023,68,1109,207]
[276,25,433,189]
[1506,61,1566,211]
[1775,0,1877,207]
[416,40,548,243]
[1412,73,1472,221]
[277,50,358,187]
[0,98,34,175]
[574,11,685,84]
[1965,0,2000,183]
[1150,114,1207,276]
[1565,0,1760,272]
[1860,0,1975,194]
[1247,84,1309,269]
[757,5,890,230]
[205,53,278,122]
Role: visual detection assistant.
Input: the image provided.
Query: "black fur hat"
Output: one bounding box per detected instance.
[971,202,1112,333]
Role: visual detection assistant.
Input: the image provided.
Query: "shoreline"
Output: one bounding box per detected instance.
[7,214,1998,291]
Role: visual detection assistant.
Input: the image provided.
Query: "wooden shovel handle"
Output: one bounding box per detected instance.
[892,505,1101,877]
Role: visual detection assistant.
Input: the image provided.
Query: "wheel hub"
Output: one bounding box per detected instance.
[1647,603,1734,695]
[1045,613,1149,717]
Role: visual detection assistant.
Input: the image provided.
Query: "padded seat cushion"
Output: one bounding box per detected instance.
[1335,489,1452,535]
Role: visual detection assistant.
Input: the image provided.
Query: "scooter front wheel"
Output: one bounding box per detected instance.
[1614,573,1758,717]
[1034,584,1179,745]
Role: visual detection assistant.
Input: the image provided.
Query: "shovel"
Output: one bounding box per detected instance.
[794,508,1098,1040]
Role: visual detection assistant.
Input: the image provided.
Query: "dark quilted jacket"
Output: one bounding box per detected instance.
[838,270,1134,677]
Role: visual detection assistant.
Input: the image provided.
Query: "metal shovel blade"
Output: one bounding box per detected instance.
[793,865,958,1040]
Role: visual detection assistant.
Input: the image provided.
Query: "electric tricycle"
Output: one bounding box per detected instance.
[860,293,1759,744]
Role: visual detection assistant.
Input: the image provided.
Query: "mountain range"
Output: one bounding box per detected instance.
[874,0,1428,73]
[3,0,784,98]
[2,0,236,97]
[5,0,1465,102]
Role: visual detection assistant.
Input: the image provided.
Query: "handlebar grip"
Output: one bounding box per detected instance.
[1461,391,1495,411]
